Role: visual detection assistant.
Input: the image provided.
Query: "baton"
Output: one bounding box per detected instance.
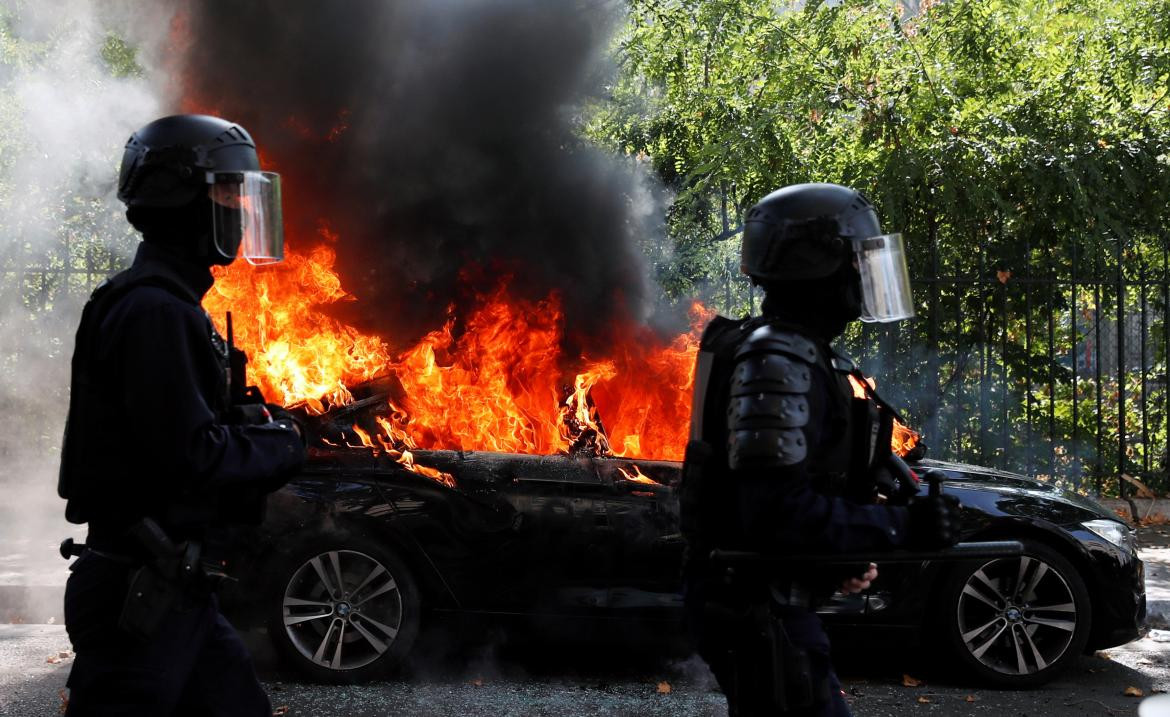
[710,470,1025,565]
[708,540,1025,566]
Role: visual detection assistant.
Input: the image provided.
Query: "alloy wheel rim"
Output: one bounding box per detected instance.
[956,555,1077,676]
[282,549,403,671]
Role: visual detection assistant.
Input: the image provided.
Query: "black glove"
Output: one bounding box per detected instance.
[907,494,961,549]
[228,402,272,426]
[266,403,308,446]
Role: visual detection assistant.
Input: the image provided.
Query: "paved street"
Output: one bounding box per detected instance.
[2,623,1168,716]
[2,525,1167,716]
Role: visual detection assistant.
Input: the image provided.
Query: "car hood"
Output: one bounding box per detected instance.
[913,458,1118,522]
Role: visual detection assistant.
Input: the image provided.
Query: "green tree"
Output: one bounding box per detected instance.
[591,0,1170,492]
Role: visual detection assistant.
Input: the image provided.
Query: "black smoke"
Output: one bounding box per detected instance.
[171,0,654,352]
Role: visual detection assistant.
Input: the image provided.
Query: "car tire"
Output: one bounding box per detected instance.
[939,539,1091,688]
[266,537,421,684]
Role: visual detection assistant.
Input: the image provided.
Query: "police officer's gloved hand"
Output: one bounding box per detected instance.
[266,403,308,446]
[229,403,273,425]
[906,494,961,549]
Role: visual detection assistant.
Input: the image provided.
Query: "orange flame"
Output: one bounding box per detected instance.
[891,421,920,457]
[617,464,658,485]
[206,243,711,468]
[204,241,391,413]
[847,375,921,457]
[847,374,876,399]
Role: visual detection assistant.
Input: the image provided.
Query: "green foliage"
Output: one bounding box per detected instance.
[0,13,140,468]
[100,34,142,78]
[593,0,1170,295]
[591,0,1170,491]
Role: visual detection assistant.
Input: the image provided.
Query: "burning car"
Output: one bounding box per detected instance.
[216,379,1146,689]
[197,244,1143,689]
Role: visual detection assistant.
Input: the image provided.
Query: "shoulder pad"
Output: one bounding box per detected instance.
[699,314,749,351]
[734,324,819,365]
[726,324,820,470]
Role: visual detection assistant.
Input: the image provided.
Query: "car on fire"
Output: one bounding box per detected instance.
[217,417,1147,688]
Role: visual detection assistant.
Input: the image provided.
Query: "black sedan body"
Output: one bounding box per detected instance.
[218,449,1145,686]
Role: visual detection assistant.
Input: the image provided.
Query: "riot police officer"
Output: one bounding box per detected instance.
[58,114,305,715]
[681,183,961,716]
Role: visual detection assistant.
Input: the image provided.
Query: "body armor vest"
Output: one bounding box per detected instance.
[679,316,898,550]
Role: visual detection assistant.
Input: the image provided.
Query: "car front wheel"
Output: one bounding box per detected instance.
[268,540,420,683]
[941,540,1091,688]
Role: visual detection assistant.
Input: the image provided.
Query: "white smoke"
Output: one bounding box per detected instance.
[0,0,163,614]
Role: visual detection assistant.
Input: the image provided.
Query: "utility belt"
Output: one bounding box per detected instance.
[61,518,232,640]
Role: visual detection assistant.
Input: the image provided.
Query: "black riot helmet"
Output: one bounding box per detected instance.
[742,183,914,323]
[118,114,284,265]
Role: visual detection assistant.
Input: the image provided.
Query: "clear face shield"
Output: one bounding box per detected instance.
[853,233,915,323]
[208,171,284,265]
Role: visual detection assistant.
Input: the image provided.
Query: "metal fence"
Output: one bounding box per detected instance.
[843,235,1170,497]
[0,232,132,312]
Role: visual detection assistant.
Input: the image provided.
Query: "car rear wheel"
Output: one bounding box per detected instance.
[268,539,420,683]
[941,540,1091,688]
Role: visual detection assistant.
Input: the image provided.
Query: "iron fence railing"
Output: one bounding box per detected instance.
[844,236,1170,497]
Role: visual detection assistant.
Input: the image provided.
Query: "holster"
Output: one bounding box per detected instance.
[115,519,219,640]
[118,564,182,640]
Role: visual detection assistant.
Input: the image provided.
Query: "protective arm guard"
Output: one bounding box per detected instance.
[726,326,819,470]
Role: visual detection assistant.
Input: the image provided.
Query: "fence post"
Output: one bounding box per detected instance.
[1117,240,1127,499]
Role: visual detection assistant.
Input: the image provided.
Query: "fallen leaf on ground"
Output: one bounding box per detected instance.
[58,689,68,715]
[470,677,484,687]
[917,696,932,704]
[272,708,288,716]
[1139,511,1169,526]
[1124,686,1145,697]
[902,674,923,687]
[1096,651,1113,660]
[657,681,672,694]
[965,695,977,703]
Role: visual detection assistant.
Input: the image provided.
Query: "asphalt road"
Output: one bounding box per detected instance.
[2,526,1167,717]
[2,623,1167,717]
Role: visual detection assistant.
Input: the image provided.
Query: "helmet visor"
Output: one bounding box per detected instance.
[209,171,284,265]
[854,233,915,323]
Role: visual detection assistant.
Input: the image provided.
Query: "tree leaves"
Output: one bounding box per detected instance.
[592,0,1170,314]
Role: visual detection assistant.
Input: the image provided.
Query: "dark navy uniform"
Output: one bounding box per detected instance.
[59,241,304,716]
[684,182,958,716]
[681,315,911,717]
